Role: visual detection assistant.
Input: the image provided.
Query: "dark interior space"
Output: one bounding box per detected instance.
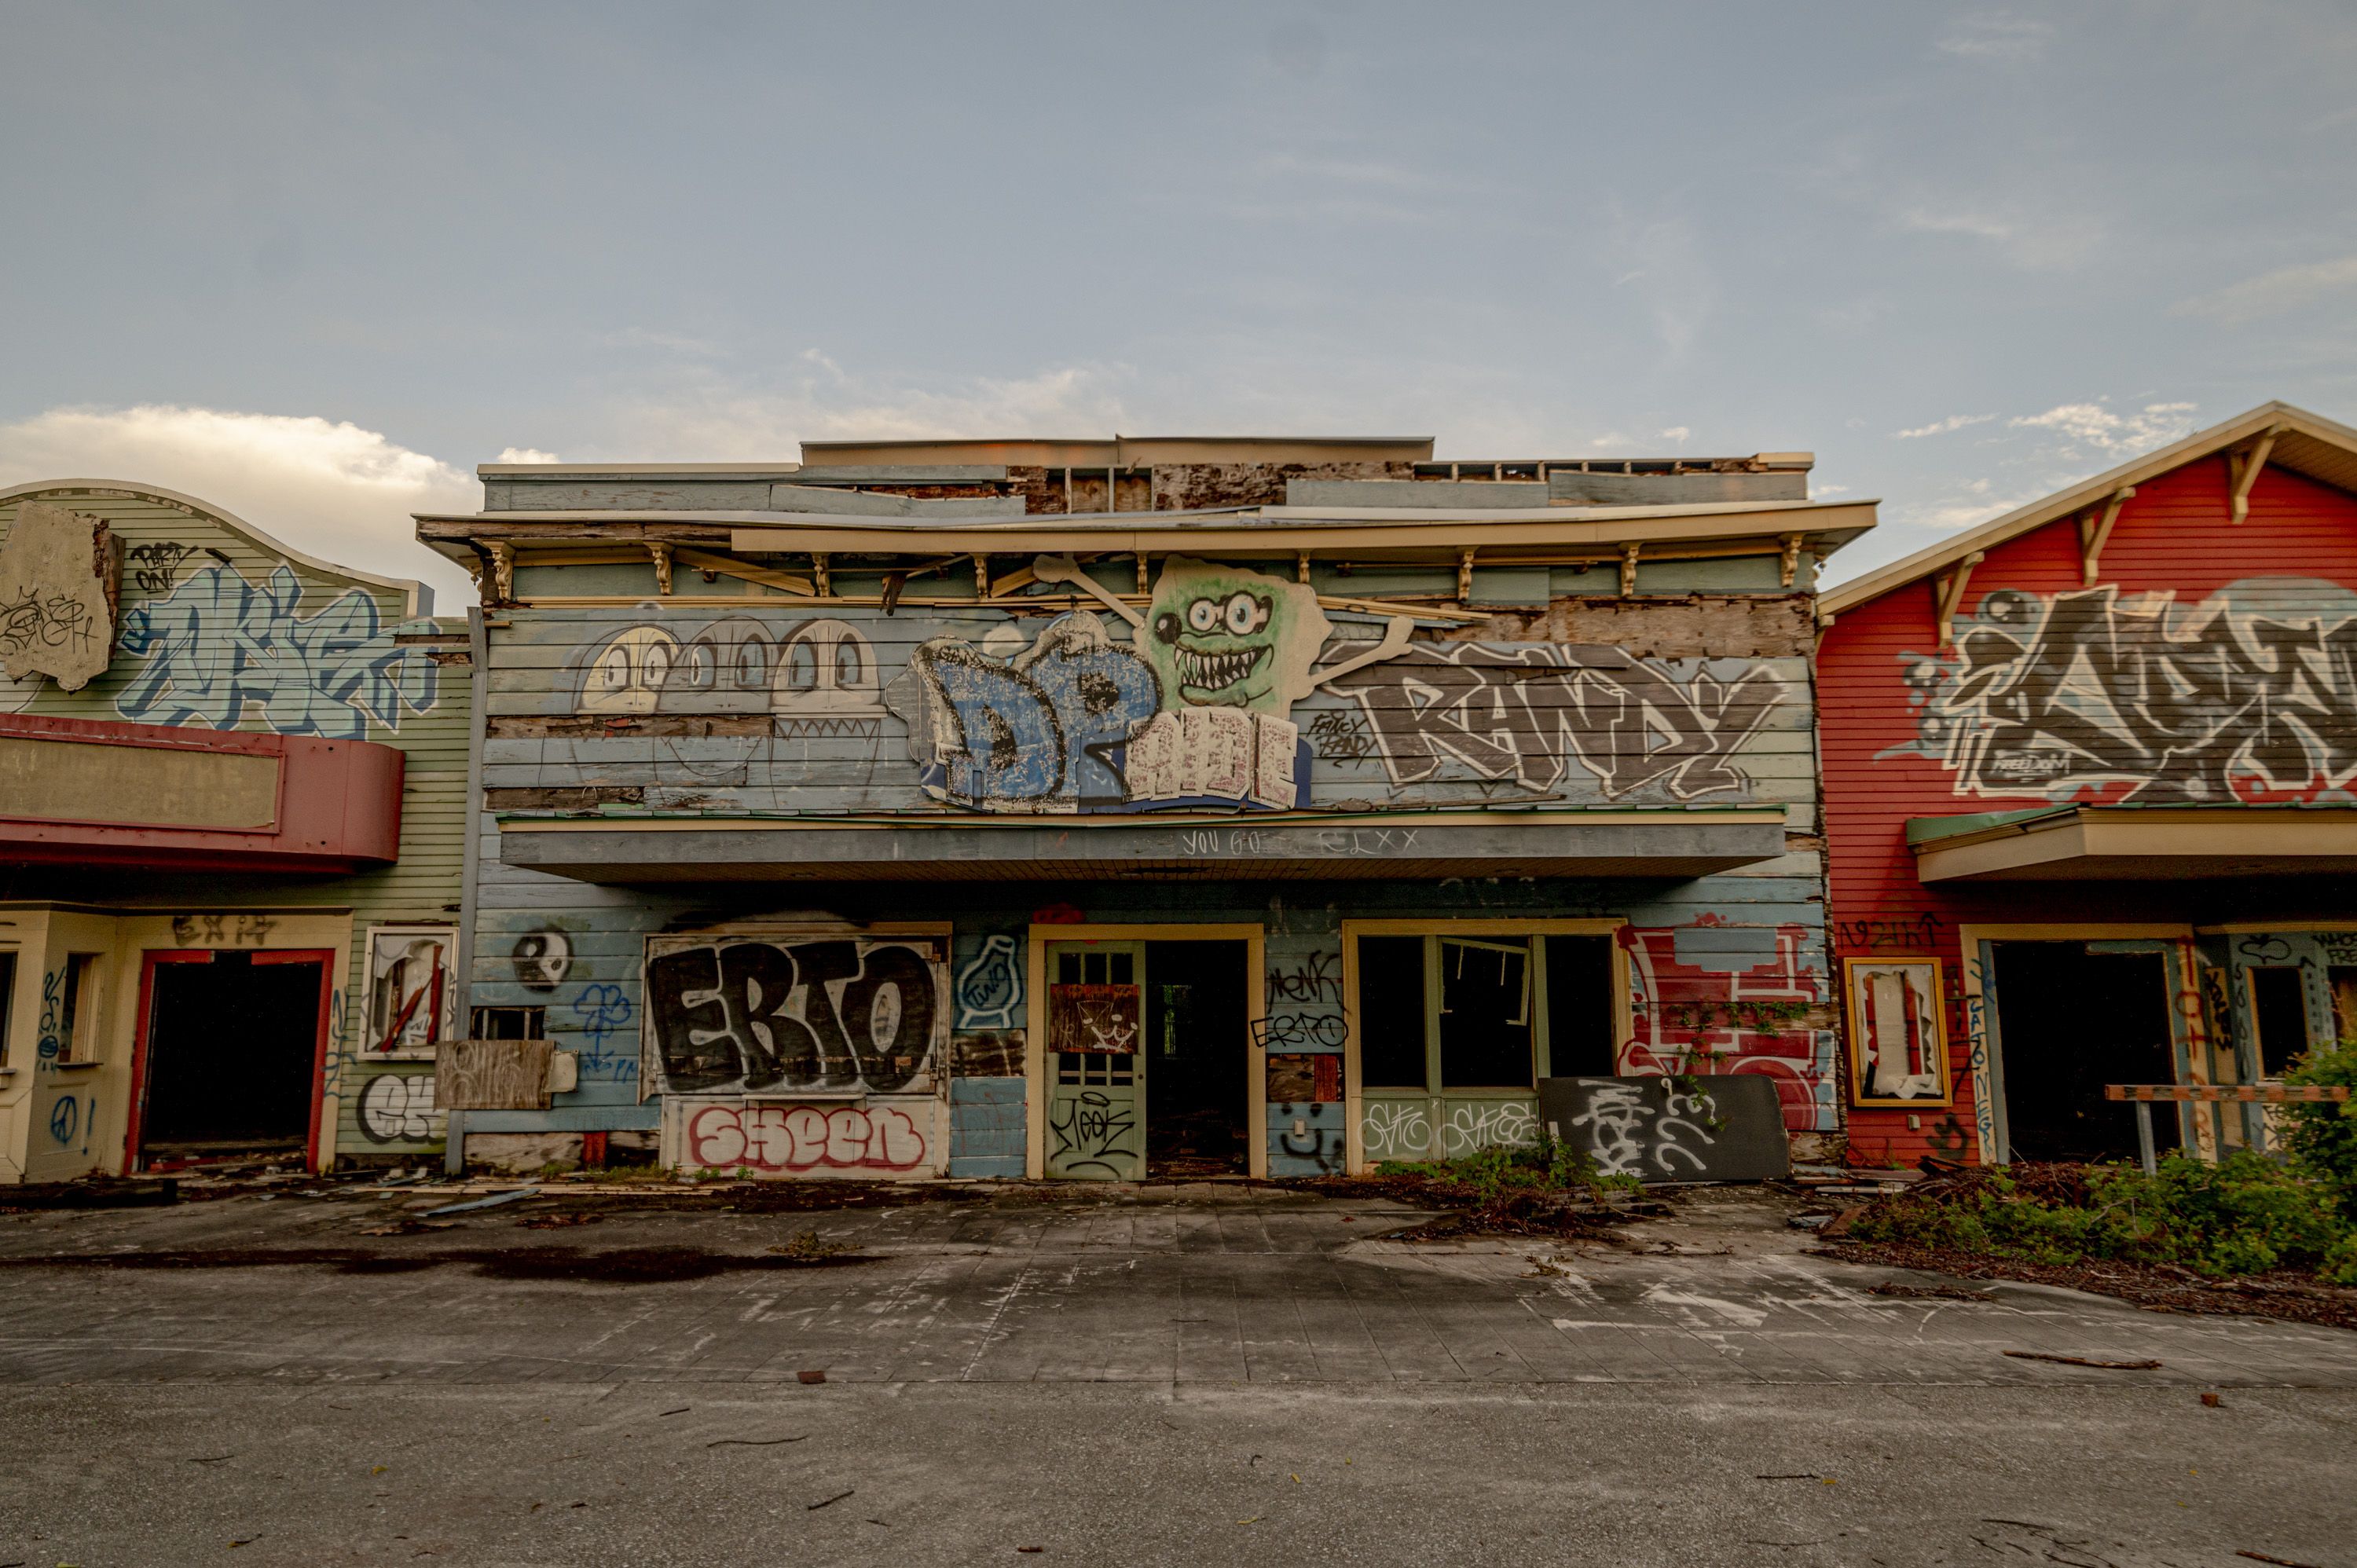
[1991,942,2176,1163]
[2248,966,2310,1077]
[1440,936,1532,1086]
[1358,936,1427,1087]
[1544,935,1618,1075]
[1145,940,1248,1175]
[140,954,323,1159]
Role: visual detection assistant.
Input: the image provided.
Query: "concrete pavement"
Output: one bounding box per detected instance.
[0,1181,2351,1565]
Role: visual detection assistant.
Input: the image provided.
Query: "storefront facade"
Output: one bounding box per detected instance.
[0,482,469,1181]
[422,440,1872,1178]
[1816,404,2357,1169]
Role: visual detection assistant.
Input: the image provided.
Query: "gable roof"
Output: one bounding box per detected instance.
[1818,401,2357,617]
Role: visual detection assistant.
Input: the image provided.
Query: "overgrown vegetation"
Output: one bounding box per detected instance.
[1841,1041,2357,1288]
[1376,1139,1640,1204]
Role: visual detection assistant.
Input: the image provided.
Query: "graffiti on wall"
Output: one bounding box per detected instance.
[954,933,1024,1029]
[676,1101,932,1175]
[1321,642,1784,800]
[570,983,638,1086]
[1618,918,1836,1132]
[1894,579,2357,803]
[0,501,115,691]
[511,929,573,992]
[115,563,438,738]
[643,935,947,1095]
[1359,1098,1431,1162]
[356,1073,439,1143]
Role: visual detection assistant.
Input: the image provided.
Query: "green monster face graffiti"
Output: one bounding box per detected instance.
[1143,557,1332,714]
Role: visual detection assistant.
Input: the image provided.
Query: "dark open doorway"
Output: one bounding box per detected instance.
[137,951,327,1166]
[1145,940,1249,1177]
[1991,941,2177,1163]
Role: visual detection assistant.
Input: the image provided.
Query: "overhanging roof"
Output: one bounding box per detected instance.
[496,808,1788,884]
[1908,805,2357,882]
[1819,401,2357,617]
[413,496,1877,567]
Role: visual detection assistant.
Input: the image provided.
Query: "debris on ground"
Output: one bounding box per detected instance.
[1280,1146,1666,1240]
[0,1176,179,1211]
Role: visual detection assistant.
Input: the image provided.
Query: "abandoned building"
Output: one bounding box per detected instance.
[1818,403,2357,1171]
[0,482,468,1183]
[410,437,1871,1179]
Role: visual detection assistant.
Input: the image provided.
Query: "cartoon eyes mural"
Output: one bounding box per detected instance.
[583,626,680,715]
[1169,592,1273,641]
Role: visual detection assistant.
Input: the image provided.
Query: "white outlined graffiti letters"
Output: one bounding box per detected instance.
[1320,643,1783,800]
[1897,580,2357,803]
[115,563,438,738]
[645,937,946,1095]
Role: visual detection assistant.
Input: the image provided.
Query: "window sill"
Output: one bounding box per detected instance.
[46,1060,102,1072]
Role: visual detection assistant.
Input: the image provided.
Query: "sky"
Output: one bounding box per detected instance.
[3,1,2354,609]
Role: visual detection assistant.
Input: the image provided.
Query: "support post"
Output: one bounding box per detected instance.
[444,1108,467,1177]
[2135,1099,2157,1177]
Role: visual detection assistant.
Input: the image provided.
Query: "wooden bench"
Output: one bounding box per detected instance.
[2103,1083,2352,1173]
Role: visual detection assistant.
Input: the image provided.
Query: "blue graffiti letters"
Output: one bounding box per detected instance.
[116,563,437,738]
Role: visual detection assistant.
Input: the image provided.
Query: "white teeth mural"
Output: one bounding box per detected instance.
[1176,646,1267,691]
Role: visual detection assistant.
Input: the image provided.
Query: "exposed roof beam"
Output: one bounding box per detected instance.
[2228,424,2285,524]
[2077,487,2135,584]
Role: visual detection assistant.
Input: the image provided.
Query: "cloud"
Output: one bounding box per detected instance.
[614,362,1136,455]
[1936,13,2053,63]
[1893,413,1996,439]
[2007,400,2199,453]
[2168,254,2357,325]
[0,405,476,605]
[1897,477,2044,532]
[1893,203,2096,269]
[1656,427,1691,445]
[497,447,562,464]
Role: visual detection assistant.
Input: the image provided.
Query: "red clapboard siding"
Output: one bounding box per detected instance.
[1819,455,2357,1167]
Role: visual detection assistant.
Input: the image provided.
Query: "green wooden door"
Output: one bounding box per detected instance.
[1043,940,1146,1180]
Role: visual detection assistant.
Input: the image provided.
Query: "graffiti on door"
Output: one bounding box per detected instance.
[1893,579,2357,803]
[1047,1090,1138,1177]
[643,936,947,1095]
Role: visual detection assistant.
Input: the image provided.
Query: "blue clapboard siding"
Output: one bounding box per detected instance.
[468,554,1836,1164]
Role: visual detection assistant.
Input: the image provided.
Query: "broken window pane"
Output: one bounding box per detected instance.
[1439,936,1532,1088]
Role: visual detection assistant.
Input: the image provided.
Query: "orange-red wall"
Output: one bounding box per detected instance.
[1818,456,2357,1167]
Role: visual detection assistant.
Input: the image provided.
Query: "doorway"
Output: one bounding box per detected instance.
[1144,940,1249,1177]
[1990,941,2176,1163]
[133,950,331,1167]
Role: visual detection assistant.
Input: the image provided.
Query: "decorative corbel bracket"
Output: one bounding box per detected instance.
[647,540,673,596]
[972,554,990,597]
[2227,424,2285,524]
[811,551,831,596]
[1457,547,1476,605]
[1933,550,1985,647]
[2076,486,2135,584]
[1779,533,1804,589]
[1619,542,1642,598]
[483,540,515,606]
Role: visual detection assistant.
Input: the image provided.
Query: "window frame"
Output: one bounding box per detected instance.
[1343,918,1629,1099]
[57,951,104,1065]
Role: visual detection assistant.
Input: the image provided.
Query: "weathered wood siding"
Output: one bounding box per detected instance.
[1819,458,2357,1167]
[471,552,1838,1169]
[0,486,469,1172]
